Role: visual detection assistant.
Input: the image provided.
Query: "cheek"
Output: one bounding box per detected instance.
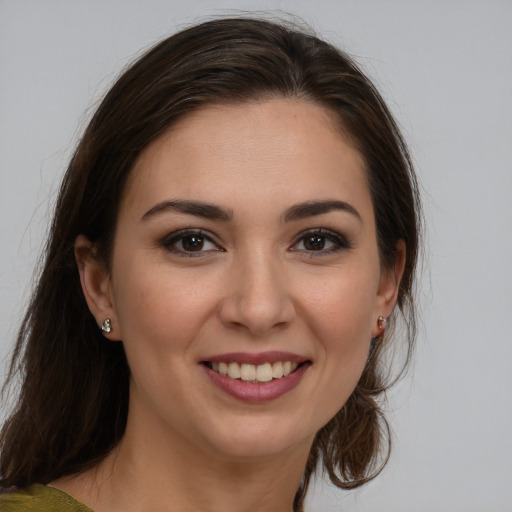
[314,286,373,382]
[301,263,379,341]
[298,266,378,416]
[110,265,221,419]
[111,259,220,362]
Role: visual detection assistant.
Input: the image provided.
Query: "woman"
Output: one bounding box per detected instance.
[0,17,421,512]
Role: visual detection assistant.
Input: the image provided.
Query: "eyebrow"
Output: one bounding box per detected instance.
[283,200,361,223]
[140,199,361,223]
[141,200,233,222]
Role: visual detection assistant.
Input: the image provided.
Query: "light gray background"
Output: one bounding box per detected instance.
[1,1,511,511]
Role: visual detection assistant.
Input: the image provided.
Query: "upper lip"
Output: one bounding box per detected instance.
[202,351,309,365]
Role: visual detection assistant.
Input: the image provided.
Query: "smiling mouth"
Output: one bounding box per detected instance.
[203,361,308,383]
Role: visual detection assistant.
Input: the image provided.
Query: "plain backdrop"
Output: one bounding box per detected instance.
[1,1,511,511]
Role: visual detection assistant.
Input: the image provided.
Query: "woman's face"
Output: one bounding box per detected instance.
[87,99,401,461]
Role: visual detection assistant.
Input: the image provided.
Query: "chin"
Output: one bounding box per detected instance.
[194,414,317,462]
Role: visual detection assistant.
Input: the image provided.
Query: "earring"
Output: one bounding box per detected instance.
[100,318,112,333]
[377,316,387,331]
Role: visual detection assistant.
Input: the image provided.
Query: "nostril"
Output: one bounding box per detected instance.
[216,276,296,336]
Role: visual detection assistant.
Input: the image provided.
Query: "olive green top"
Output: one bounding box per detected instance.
[0,484,93,511]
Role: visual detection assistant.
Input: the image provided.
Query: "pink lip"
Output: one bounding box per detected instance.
[201,358,311,404]
[203,351,307,365]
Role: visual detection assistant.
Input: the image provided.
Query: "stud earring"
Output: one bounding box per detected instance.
[100,318,112,333]
[377,316,387,331]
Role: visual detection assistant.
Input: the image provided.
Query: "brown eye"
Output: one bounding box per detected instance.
[303,235,326,250]
[162,229,222,257]
[181,235,205,251]
[290,229,351,255]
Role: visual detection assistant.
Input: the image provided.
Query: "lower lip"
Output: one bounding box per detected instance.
[202,363,310,403]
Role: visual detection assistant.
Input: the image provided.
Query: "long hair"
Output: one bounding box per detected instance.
[1,17,421,511]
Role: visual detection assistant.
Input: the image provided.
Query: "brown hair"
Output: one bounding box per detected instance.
[0,17,421,510]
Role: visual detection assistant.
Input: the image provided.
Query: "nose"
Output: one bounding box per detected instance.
[218,250,296,336]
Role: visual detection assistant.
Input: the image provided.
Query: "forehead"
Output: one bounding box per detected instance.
[121,99,371,219]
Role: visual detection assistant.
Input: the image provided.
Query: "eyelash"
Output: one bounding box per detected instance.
[161,228,351,257]
[290,228,352,256]
[161,229,223,258]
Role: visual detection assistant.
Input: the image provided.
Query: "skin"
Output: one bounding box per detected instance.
[62,99,405,512]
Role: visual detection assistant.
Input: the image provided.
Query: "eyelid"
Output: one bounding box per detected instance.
[289,228,352,254]
[160,227,351,258]
[161,228,224,256]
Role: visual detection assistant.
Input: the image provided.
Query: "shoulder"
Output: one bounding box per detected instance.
[0,484,94,512]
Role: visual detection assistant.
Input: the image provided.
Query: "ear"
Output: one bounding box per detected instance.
[371,239,406,338]
[75,235,121,341]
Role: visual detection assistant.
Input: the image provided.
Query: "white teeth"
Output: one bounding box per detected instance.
[272,361,284,378]
[227,362,241,379]
[210,361,301,382]
[218,362,228,375]
[256,363,273,382]
[240,363,256,381]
